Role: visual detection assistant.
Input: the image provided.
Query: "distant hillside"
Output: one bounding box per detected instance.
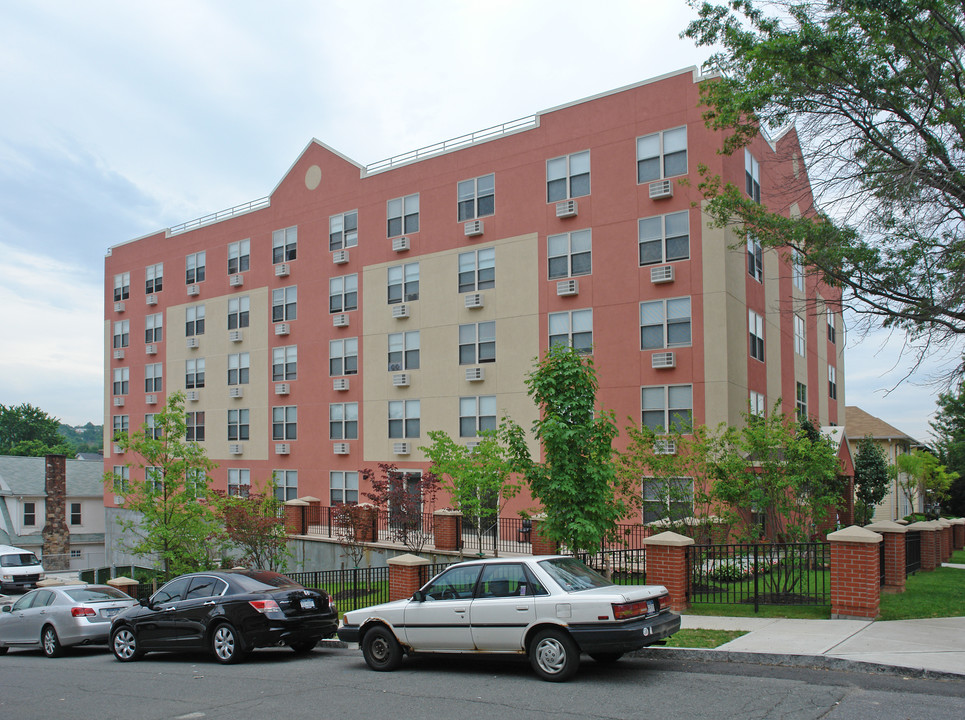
[58,422,103,454]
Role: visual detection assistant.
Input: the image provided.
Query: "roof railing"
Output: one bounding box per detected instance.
[167,196,271,236]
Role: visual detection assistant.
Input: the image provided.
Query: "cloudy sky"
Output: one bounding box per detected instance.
[0,0,953,442]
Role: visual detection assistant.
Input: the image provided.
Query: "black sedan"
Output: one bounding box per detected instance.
[109,570,337,664]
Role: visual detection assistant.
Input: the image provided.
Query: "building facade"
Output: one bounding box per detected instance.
[104,67,845,527]
[845,406,919,521]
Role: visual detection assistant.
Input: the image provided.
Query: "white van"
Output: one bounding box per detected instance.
[0,546,46,592]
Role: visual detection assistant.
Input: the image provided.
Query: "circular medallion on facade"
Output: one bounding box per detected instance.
[305,165,322,190]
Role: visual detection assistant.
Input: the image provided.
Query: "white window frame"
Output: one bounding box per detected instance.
[636,126,687,183]
[329,402,359,440]
[145,363,163,393]
[145,313,163,343]
[330,210,358,251]
[794,314,806,356]
[227,353,249,386]
[388,331,420,371]
[113,272,130,301]
[329,274,357,313]
[458,247,495,293]
[113,320,129,349]
[272,286,297,322]
[387,263,419,304]
[112,414,129,438]
[548,229,591,279]
[186,411,205,442]
[747,234,763,282]
[549,309,593,353]
[459,321,496,365]
[113,368,129,396]
[749,310,765,362]
[185,358,205,389]
[23,501,36,527]
[112,465,130,492]
[272,346,297,381]
[459,395,497,438]
[827,306,836,344]
[457,174,495,221]
[227,408,250,442]
[750,391,766,418]
[274,469,298,501]
[329,337,358,376]
[228,296,250,329]
[641,384,693,433]
[272,406,297,441]
[546,150,590,202]
[829,365,837,400]
[228,239,250,274]
[638,211,690,265]
[796,382,808,420]
[330,470,359,504]
[642,476,694,524]
[745,149,760,202]
[228,468,250,496]
[387,193,420,237]
[186,305,205,336]
[640,298,691,350]
[144,413,161,440]
[792,250,805,291]
[388,399,420,439]
[185,251,206,284]
[145,263,163,294]
[272,226,297,263]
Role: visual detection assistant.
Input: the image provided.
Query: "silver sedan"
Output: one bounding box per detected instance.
[0,585,138,657]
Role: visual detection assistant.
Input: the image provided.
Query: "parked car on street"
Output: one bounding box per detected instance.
[0,584,138,657]
[0,545,46,592]
[338,555,680,681]
[109,569,338,664]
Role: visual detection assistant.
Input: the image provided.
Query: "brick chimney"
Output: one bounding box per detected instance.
[42,454,71,571]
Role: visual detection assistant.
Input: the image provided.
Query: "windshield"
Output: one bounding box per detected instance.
[537,557,613,592]
[1,553,41,568]
[65,587,131,602]
[231,571,301,591]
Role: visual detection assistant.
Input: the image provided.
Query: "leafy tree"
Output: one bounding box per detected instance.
[684,1,965,378]
[895,450,959,518]
[104,392,219,577]
[421,422,525,556]
[332,503,375,569]
[212,476,290,572]
[853,437,890,524]
[930,378,965,515]
[0,403,71,456]
[502,345,635,554]
[363,463,439,554]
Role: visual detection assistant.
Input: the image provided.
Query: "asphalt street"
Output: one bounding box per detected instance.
[0,644,962,720]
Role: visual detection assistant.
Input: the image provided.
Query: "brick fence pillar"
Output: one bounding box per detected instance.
[865,521,907,592]
[828,525,882,620]
[941,520,954,562]
[530,518,559,556]
[952,518,965,551]
[433,510,462,551]
[911,521,941,571]
[387,553,430,601]
[642,531,694,612]
[283,499,308,535]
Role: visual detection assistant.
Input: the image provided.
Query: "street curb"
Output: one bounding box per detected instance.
[630,646,965,682]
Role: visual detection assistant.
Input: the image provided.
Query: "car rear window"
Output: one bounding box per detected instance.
[230,571,302,592]
[538,557,613,591]
[64,587,131,602]
[1,553,41,567]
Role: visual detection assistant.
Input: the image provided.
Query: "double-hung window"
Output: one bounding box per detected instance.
[228,353,249,385]
[112,466,130,492]
[827,307,836,344]
[185,252,205,284]
[387,263,419,303]
[272,226,297,263]
[274,470,298,501]
[186,305,205,336]
[112,414,129,440]
[113,320,129,349]
[113,368,129,396]
[749,310,765,362]
[330,210,358,251]
[228,239,250,274]
[459,395,496,438]
[745,149,761,202]
[387,194,419,237]
[747,234,763,282]
[458,247,495,292]
[329,274,357,313]
[829,366,837,400]
[548,229,591,278]
[272,346,297,381]
[228,296,250,329]
[792,250,805,291]
[23,502,36,527]
[272,406,297,441]
[146,263,163,293]
[637,127,687,182]
[459,322,496,364]
[639,211,690,265]
[330,402,359,440]
[145,313,162,343]
[228,409,250,441]
[549,309,592,353]
[640,298,691,350]
[457,174,495,220]
[388,400,420,438]
[642,477,693,524]
[750,391,766,418]
[228,468,250,496]
[272,286,297,322]
[186,358,205,389]
[546,150,590,202]
[144,413,161,440]
[330,338,358,376]
[641,385,693,433]
[330,471,359,504]
[114,272,130,301]
[185,412,205,442]
[388,331,419,371]
[796,382,808,420]
[145,363,162,393]
[794,315,806,356]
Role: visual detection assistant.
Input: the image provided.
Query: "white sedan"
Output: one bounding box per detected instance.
[338,555,680,681]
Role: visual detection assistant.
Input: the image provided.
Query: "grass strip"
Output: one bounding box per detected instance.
[663,629,747,649]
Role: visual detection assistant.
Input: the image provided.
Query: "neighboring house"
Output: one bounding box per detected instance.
[845,406,919,521]
[103,66,845,553]
[0,455,106,570]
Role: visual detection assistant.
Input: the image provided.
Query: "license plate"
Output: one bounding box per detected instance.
[299,598,316,610]
[101,607,121,618]
[646,600,655,614]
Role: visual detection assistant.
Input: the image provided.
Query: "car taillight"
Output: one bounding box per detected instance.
[249,599,281,614]
[71,607,97,617]
[612,600,651,621]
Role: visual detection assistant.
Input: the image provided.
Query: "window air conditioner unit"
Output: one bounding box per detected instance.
[228,329,243,343]
[274,263,290,277]
[333,313,349,328]
[333,249,349,264]
[186,337,200,349]
[229,274,244,287]
[555,199,578,218]
[464,220,484,237]
[145,394,157,405]
[466,441,481,450]
[465,367,485,382]
[333,442,350,455]
[187,284,200,296]
[146,294,158,306]
[333,377,350,391]
[651,352,676,369]
[649,179,674,199]
[393,442,410,455]
[114,301,125,313]
[464,293,484,309]
[556,279,579,296]
[274,323,290,336]
[392,304,409,319]
[186,390,200,402]
[113,349,125,360]
[112,443,124,455]
[114,495,125,505]
[392,236,410,252]
[228,443,244,455]
[653,438,677,455]
[275,382,290,395]
[275,443,291,455]
[650,265,674,284]
[229,386,244,398]
[113,397,125,407]
[393,373,410,387]
[145,344,157,355]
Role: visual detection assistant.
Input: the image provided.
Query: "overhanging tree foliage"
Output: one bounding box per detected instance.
[931,378,965,515]
[211,476,290,572]
[685,0,965,378]
[895,449,959,518]
[853,436,891,524]
[0,403,73,456]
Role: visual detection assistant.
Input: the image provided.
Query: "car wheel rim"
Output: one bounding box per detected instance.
[114,630,135,659]
[43,629,56,655]
[214,627,235,660]
[535,637,567,675]
[371,636,389,663]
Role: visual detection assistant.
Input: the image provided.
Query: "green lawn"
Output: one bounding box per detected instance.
[950,549,965,564]
[686,603,831,619]
[663,629,747,648]
[879,567,965,620]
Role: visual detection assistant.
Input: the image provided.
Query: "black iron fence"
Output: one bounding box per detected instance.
[905,530,921,575]
[288,566,392,610]
[575,548,647,585]
[688,542,830,611]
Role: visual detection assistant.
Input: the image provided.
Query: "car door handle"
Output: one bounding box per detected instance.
[161,606,176,612]
[516,606,529,611]
[203,601,216,606]
[454,608,467,613]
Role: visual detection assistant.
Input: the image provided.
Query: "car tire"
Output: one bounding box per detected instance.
[211,623,247,664]
[111,626,144,662]
[289,639,318,654]
[589,652,623,664]
[529,627,580,682]
[361,625,403,672]
[0,646,9,655]
[41,625,63,658]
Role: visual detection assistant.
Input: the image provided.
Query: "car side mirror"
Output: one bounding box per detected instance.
[1,605,11,613]
[139,597,153,608]
[411,590,425,602]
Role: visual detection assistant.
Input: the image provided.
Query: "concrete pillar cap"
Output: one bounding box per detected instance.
[642,531,695,547]
[387,553,431,567]
[298,495,322,503]
[906,520,940,530]
[864,521,908,533]
[284,499,310,506]
[826,525,882,543]
[433,508,463,516]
